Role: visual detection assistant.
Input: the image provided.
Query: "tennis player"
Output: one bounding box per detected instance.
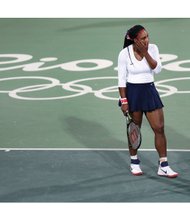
[117,25,178,178]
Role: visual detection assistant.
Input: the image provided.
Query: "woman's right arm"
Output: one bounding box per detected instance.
[118,50,129,114]
[119,87,129,114]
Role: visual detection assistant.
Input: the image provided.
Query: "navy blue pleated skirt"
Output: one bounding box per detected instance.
[119,82,164,112]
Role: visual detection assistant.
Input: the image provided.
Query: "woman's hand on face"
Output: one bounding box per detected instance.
[135,40,148,55]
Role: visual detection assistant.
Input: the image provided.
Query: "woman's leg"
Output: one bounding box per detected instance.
[146,108,178,177]
[145,108,167,157]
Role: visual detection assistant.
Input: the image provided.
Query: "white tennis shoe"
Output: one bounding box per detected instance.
[157,161,178,178]
[130,159,143,176]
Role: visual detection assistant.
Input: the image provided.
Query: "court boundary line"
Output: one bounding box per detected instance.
[0,148,190,152]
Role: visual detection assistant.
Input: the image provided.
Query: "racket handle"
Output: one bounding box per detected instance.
[125,111,132,122]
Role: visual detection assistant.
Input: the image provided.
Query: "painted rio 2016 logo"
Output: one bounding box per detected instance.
[0,53,190,101]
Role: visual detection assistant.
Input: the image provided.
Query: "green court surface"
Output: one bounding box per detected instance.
[0,18,190,202]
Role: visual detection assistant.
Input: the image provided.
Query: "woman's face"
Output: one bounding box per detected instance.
[135,29,149,46]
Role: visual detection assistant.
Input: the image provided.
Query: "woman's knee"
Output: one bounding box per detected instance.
[152,123,165,134]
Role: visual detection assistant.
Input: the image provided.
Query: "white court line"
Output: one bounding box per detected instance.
[0,148,190,152]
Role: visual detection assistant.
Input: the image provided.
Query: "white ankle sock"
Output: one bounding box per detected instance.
[131,155,138,160]
[159,157,167,163]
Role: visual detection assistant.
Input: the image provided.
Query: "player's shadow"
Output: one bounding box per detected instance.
[165,125,190,149]
[64,116,127,149]
[64,116,130,170]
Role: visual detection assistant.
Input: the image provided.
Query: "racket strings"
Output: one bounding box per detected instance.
[127,121,141,149]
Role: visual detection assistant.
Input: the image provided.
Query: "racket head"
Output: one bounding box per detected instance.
[127,121,142,150]
[125,112,142,150]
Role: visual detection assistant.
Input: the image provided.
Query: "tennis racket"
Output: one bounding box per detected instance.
[125,112,142,150]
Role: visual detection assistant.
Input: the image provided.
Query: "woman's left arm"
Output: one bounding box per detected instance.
[144,52,157,69]
[148,44,162,74]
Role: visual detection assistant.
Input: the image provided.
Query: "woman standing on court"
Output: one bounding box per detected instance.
[117,25,178,178]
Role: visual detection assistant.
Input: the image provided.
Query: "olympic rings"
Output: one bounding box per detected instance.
[0,76,189,101]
